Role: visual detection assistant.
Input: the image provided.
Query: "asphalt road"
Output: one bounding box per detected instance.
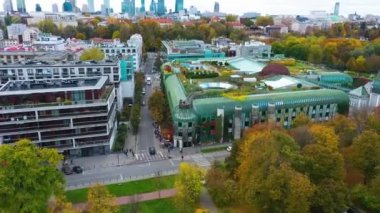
[137,53,157,152]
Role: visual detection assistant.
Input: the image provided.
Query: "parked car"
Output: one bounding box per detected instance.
[61,164,73,175]
[149,147,156,155]
[226,146,232,152]
[72,166,83,174]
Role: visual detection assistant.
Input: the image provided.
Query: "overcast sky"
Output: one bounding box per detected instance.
[2,0,380,16]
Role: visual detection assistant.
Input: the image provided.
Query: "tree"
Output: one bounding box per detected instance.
[255,16,274,26]
[349,130,380,184]
[148,90,166,124]
[80,48,105,61]
[0,139,64,212]
[225,14,238,22]
[236,129,315,212]
[112,30,121,39]
[75,32,86,40]
[61,26,78,39]
[38,19,59,34]
[87,183,118,213]
[174,163,204,213]
[308,44,323,64]
[328,115,357,147]
[292,113,311,128]
[48,196,79,213]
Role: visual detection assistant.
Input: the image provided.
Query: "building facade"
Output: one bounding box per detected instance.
[0,76,117,157]
[7,24,27,42]
[157,0,166,16]
[17,0,26,12]
[3,0,13,13]
[175,0,184,13]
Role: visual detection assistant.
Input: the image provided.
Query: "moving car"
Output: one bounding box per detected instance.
[73,166,83,174]
[149,147,156,155]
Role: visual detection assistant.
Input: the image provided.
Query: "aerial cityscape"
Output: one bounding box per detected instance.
[0,0,380,212]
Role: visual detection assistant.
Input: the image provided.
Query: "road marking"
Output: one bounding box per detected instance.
[169,159,175,166]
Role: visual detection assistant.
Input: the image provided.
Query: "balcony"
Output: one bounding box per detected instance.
[0,86,115,112]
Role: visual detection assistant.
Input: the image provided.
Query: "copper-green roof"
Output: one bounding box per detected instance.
[193,89,349,116]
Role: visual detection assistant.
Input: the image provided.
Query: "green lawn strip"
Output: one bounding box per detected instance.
[66,175,176,204]
[201,146,227,154]
[118,198,178,213]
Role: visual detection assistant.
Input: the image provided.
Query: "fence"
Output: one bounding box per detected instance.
[66,169,178,190]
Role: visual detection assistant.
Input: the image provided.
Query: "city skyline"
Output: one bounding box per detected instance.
[0,0,380,16]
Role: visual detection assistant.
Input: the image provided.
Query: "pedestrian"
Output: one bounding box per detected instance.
[181,155,184,161]
[70,159,73,164]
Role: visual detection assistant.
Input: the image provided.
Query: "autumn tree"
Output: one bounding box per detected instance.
[292,113,311,128]
[236,129,315,212]
[301,124,348,212]
[87,183,118,213]
[308,44,323,64]
[0,139,65,212]
[349,130,380,184]
[48,196,79,213]
[255,16,274,26]
[225,14,238,22]
[80,48,105,61]
[148,90,166,124]
[328,115,357,147]
[38,19,59,34]
[174,163,204,213]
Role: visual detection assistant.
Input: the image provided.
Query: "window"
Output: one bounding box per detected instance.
[178,122,182,127]
[188,132,192,137]
[188,122,192,128]
[18,69,23,76]
[178,132,183,137]
[79,68,85,74]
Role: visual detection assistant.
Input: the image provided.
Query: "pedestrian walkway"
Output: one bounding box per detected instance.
[191,154,211,167]
[135,151,168,162]
[71,153,134,171]
[199,187,218,213]
[73,188,176,210]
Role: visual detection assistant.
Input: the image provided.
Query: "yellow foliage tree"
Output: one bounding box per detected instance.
[80,48,105,61]
[174,163,204,213]
[87,183,117,213]
[48,196,79,213]
[307,124,339,152]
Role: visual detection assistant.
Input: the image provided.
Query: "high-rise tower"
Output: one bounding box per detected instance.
[87,0,95,12]
[334,2,340,16]
[140,0,146,12]
[175,0,183,13]
[122,0,136,16]
[17,0,26,13]
[157,0,166,16]
[214,2,219,13]
[3,0,13,13]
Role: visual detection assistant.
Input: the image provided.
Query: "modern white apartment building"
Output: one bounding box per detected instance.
[0,59,135,110]
[33,33,66,51]
[0,76,117,157]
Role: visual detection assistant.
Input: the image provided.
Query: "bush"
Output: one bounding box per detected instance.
[185,71,219,79]
[113,124,128,152]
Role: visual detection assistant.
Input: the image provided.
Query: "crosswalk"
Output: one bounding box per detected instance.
[135,151,167,162]
[191,154,211,167]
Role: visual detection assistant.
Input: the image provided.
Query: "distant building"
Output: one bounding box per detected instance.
[214,2,220,13]
[63,0,73,12]
[17,0,26,13]
[0,30,3,40]
[235,40,272,59]
[0,39,18,48]
[161,40,225,61]
[122,0,136,17]
[27,12,79,27]
[7,24,27,42]
[33,33,66,51]
[52,4,59,13]
[157,0,166,16]
[334,2,340,16]
[150,0,157,14]
[82,4,89,13]
[22,28,39,43]
[349,74,380,112]
[265,25,289,37]
[140,0,146,12]
[3,0,13,13]
[87,0,95,13]
[175,0,184,13]
[35,4,42,12]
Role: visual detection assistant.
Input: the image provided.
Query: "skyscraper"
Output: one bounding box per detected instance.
[122,0,136,17]
[175,0,183,13]
[140,0,146,12]
[17,0,26,13]
[52,4,59,12]
[3,0,13,13]
[63,0,73,12]
[35,4,42,12]
[87,0,95,12]
[149,0,156,13]
[334,2,340,16]
[214,2,219,13]
[157,0,166,16]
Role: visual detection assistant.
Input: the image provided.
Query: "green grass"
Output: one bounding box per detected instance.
[66,175,176,204]
[201,146,227,153]
[118,198,178,213]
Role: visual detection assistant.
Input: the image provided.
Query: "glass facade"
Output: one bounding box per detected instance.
[175,0,183,12]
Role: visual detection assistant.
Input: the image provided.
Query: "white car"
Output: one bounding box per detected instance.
[226,146,232,152]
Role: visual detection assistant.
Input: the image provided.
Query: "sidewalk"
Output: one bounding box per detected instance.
[71,153,135,171]
[73,188,176,210]
[199,187,218,213]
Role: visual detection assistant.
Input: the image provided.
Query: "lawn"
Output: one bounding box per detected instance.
[118,198,178,213]
[201,146,227,154]
[66,175,176,204]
